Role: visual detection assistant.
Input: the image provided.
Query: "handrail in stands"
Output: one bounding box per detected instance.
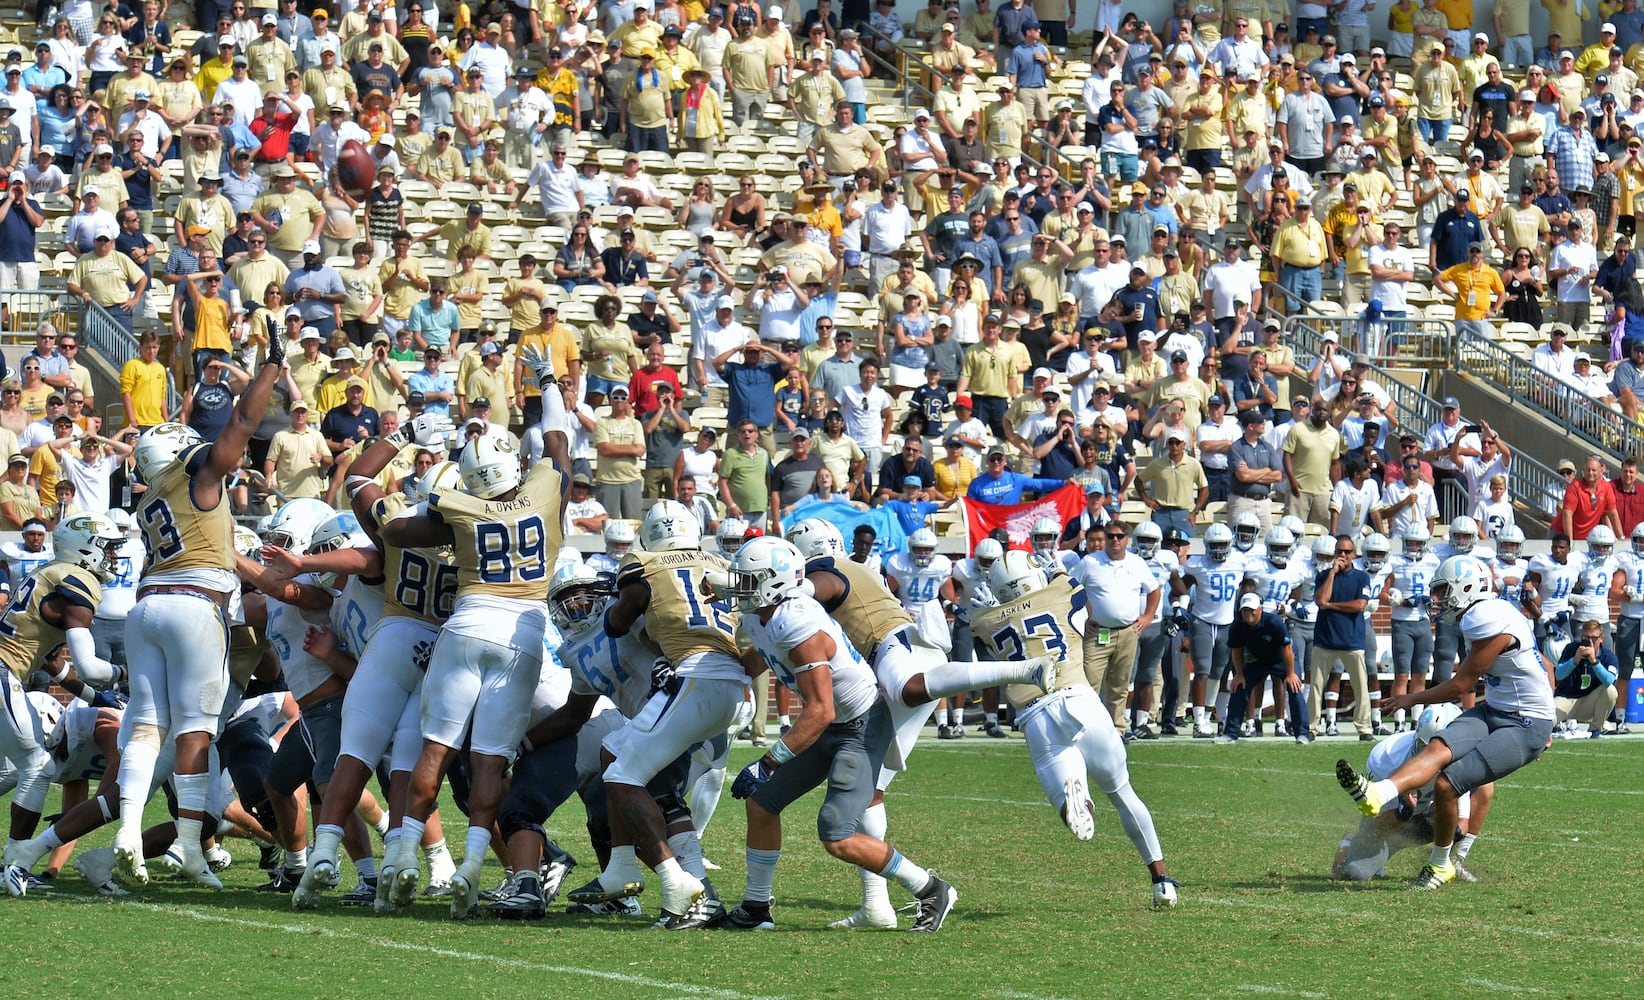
[77,299,182,419]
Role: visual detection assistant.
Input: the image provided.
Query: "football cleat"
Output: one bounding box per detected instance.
[1192,724,1216,739]
[255,866,302,893]
[423,879,453,898]
[666,884,729,930]
[338,878,378,906]
[152,846,184,877]
[448,865,483,920]
[113,843,149,889]
[540,858,575,904]
[725,900,777,930]
[77,848,122,891]
[936,724,954,740]
[3,864,32,898]
[566,896,643,917]
[1062,777,1095,842]
[205,845,233,872]
[1024,652,1058,692]
[1213,733,1237,745]
[567,874,645,905]
[1336,759,1385,817]
[257,841,284,873]
[828,903,898,930]
[1453,860,1479,883]
[373,867,399,915]
[1408,861,1456,890]
[984,722,1009,739]
[292,858,341,910]
[390,864,421,908]
[909,877,957,933]
[178,851,223,890]
[487,873,546,920]
[1152,877,1181,908]
[1325,723,1340,737]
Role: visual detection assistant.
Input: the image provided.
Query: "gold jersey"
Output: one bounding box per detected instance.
[0,563,104,680]
[371,494,461,625]
[614,550,739,666]
[807,556,913,659]
[427,461,564,602]
[971,577,1085,713]
[137,443,236,579]
[227,622,264,689]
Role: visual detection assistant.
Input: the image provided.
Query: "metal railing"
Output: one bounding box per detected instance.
[78,299,182,417]
[1278,309,1454,370]
[1452,328,1644,459]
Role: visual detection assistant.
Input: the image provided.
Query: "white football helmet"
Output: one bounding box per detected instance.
[458,436,521,499]
[548,562,613,635]
[1279,514,1308,540]
[52,513,125,583]
[234,524,263,561]
[787,518,846,560]
[1029,517,1060,557]
[27,691,63,751]
[1362,532,1391,572]
[1414,702,1463,745]
[133,422,203,482]
[1312,534,1339,563]
[405,459,463,503]
[988,549,1049,603]
[604,520,636,558]
[263,498,335,554]
[641,499,702,552]
[974,537,1005,567]
[106,508,138,537]
[1232,511,1261,552]
[1204,523,1234,563]
[1401,523,1430,558]
[727,536,809,612]
[1448,515,1479,554]
[718,517,749,555]
[1588,523,1617,558]
[1264,526,1295,567]
[1133,521,1162,560]
[309,511,365,555]
[909,527,939,567]
[1429,555,1494,624]
[1496,523,1526,561]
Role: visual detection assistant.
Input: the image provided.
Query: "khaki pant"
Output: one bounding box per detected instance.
[1556,685,1618,731]
[1287,490,1331,529]
[1343,272,1372,313]
[1083,624,1141,728]
[643,467,674,499]
[1310,646,1372,736]
[1226,494,1274,535]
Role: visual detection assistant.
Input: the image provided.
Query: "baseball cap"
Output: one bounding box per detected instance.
[1031,366,1055,382]
[608,385,630,399]
[1170,350,1188,363]
[714,294,736,310]
[480,341,503,356]
[300,326,321,341]
[1239,593,1262,611]
[302,240,322,255]
[1442,397,1460,409]
[790,426,810,439]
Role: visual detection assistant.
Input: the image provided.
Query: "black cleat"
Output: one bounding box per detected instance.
[255,867,304,893]
[725,900,776,930]
[910,876,957,933]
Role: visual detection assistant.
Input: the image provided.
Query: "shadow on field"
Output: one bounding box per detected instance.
[1226,874,1404,894]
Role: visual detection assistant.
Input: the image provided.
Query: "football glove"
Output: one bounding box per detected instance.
[1628,586,1643,601]
[730,758,774,800]
[92,689,129,710]
[650,655,678,694]
[265,325,286,366]
[701,570,731,602]
[411,639,434,673]
[407,412,457,448]
[1161,609,1189,637]
[1384,587,1403,607]
[518,344,557,393]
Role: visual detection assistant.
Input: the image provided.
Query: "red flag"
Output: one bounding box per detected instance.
[961,484,1087,556]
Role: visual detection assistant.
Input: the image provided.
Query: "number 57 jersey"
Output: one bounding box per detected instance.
[615,549,746,683]
[971,576,1086,715]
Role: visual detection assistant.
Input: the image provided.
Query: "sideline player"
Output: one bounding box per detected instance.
[1337,555,1555,890]
[973,550,1180,908]
[1170,522,1244,738]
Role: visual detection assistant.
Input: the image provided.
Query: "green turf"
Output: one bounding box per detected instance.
[4,734,1641,1000]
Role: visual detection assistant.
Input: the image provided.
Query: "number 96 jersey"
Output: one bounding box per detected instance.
[971,576,1086,715]
[615,549,744,682]
[428,462,565,602]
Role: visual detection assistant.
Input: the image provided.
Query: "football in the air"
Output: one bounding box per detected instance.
[336,139,376,196]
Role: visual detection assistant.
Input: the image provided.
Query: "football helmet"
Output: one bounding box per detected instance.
[1164,526,1194,549]
[234,525,263,561]
[1496,524,1525,561]
[974,537,1004,568]
[1429,555,1494,624]
[1264,526,1295,567]
[106,508,138,537]
[1232,511,1261,552]
[909,527,939,567]
[1362,532,1391,572]
[404,460,463,504]
[28,691,63,752]
[1414,702,1463,745]
[1448,515,1479,554]
[718,517,749,555]
[133,422,204,483]
[988,549,1049,603]
[548,563,613,636]
[641,499,702,552]
[263,498,335,554]
[1401,523,1430,558]
[1133,522,1162,560]
[787,518,846,560]
[309,511,365,556]
[1278,514,1308,540]
[1029,517,1060,557]
[1632,522,1644,556]
[727,537,809,612]
[1204,523,1234,563]
[1588,523,1616,559]
[1312,534,1339,563]
[604,520,636,558]
[458,436,521,499]
[52,513,125,583]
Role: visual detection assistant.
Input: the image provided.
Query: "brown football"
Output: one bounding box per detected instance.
[336,139,376,196]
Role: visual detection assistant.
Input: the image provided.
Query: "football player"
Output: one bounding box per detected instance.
[947,538,1005,739]
[1382,525,1439,733]
[1570,526,1618,647]
[1169,523,1245,738]
[724,537,959,933]
[377,344,573,918]
[90,510,144,665]
[1490,525,1529,604]
[0,519,53,590]
[1237,525,1309,738]
[883,528,962,734]
[1128,523,1179,740]
[1231,510,1265,562]
[1524,533,1584,663]
[1338,555,1556,890]
[113,340,285,889]
[973,550,1180,908]
[589,520,635,576]
[1608,524,1644,734]
[1028,516,1075,578]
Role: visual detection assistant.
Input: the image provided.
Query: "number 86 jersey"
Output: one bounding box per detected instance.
[971,576,1085,715]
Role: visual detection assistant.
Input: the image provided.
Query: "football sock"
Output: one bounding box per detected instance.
[984,711,999,727]
[116,740,161,846]
[1454,834,1477,860]
[744,847,780,903]
[286,847,307,870]
[1137,710,1150,729]
[1325,704,1338,727]
[778,714,791,728]
[381,828,402,866]
[312,825,344,867]
[924,658,1041,697]
[879,850,931,895]
[1394,709,1406,727]
[604,844,644,886]
[464,826,491,868]
[35,829,63,853]
[1192,706,1207,728]
[399,818,426,869]
[655,857,701,910]
[667,830,708,880]
[1429,842,1452,868]
[1369,778,1398,812]
[356,856,377,880]
[373,814,390,838]
[858,801,891,911]
[949,707,963,727]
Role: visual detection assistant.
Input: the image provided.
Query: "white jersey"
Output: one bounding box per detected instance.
[265,582,338,702]
[1233,542,1267,566]
[1527,553,1584,617]
[950,557,995,619]
[884,551,953,609]
[1143,549,1181,591]
[94,537,146,622]
[586,552,623,576]
[228,690,289,736]
[524,652,574,729]
[1569,553,1617,625]
[1614,550,1644,619]
[1385,552,1441,623]
[1461,598,1557,719]
[1244,558,1308,614]
[743,594,880,723]
[1182,552,1247,625]
[1358,559,1392,614]
[1,542,53,589]
[562,623,657,719]
[331,573,386,660]
[46,701,111,784]
[1491,556,1529,604]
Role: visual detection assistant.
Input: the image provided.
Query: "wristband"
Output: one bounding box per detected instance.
[769,739,796,764]
[346,474,376,499]
[50,662,70,683]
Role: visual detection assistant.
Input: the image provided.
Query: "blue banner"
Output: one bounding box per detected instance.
[781,499,910,557]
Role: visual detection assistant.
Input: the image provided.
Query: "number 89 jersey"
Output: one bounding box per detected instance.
[428,462,565,602]
[971,575,1085,714]
[615,549,743,681]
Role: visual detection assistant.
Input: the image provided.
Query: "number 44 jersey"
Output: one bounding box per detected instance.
[971,576,1086,715]
[615,549,746,683]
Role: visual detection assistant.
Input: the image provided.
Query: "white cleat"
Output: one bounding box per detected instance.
[449,867,482,920]
[661,872,705,919]
[206,845,233,872]
[76,848,118,889]
[373,862,399,915]
[1152,877,1181,909]
[1062,777,1096,842]
[1024,653,1058,692]
[152,845,184,877]
[391,865,421,909]
[112,843,149,889]
[179,847,223,890]
[3,864,30,898]
[292,858,340,910]
[828,903,898,929]
[426,844,456,888]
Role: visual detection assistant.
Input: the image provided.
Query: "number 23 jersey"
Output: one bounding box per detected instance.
[971,576,1085,714]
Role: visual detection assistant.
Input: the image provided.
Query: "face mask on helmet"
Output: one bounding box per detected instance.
[1632,524,1644,556]
[909,528,938,567]
[1133,524,1161,559]
[1029,517,1059,557]
[604,521,635,558]
[548,565,611,635]
[1588,525,1616,558]
[1205,524,1233,562]
[1233,514,1260,551]
[1402,532,1428,558]
[1264,526,1294,567]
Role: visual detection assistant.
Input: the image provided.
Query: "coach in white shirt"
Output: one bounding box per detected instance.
[1077,521,1162,728]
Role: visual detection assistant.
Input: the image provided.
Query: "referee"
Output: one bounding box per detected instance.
[1221,594,1312,744]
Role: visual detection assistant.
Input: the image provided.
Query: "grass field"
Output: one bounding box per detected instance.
[3,733,1641,1000]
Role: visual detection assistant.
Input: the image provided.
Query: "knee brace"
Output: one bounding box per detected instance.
[653,791,690,828]
[130,721,167,751]
[498,811,546,845]
[584,818,612,857]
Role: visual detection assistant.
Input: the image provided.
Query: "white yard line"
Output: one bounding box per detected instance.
[1460,979,1550,995]
[1233,984,1329,998]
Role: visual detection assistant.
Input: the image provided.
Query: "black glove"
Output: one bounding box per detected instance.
[265,324,286,367]
[411,638,434,673]
[1162,610,1188,637]
[731,757,774,799]
[92,688,129,710]
[650,655,678,694]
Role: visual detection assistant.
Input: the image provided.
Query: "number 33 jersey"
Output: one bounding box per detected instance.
[971,576,1085,715]
[615,549,744,682]
[137,441,237,591]
[428,462,565,603]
